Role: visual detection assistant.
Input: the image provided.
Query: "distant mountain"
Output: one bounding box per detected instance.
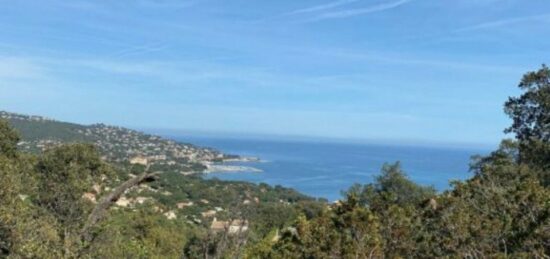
[0,111,231,173]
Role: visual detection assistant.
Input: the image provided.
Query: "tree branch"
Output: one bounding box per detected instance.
[80,166,159,242]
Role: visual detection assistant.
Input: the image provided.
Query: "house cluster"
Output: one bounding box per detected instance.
[210,218,249,234]
[115,196,153,207]
[0,111,53,122]
[79,124,224,169]
[1,110,227,171]
[17,139,65,152]
[201,206,224,218]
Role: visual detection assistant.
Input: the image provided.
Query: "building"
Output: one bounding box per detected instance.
[116,197,131,207]
[201,210,217,218]
[82,192,96,203]
[149,154,167,161]
[164,211,177,220]
[210,218,249,234]
[129,155,148,165]
[228,220,249,234]
[135,197,151,204]
[177,201,194,209]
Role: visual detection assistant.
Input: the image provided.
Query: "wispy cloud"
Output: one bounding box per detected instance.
[308,0,412,22]
[136,0,198,9]
[0,57,46,79]
[293,47,524,73]
[456,13,550,32]
[110,42,169,59]
[286,0,359,15]
[22,56,287,89]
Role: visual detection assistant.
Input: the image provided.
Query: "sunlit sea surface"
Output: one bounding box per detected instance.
[170,135,489,201]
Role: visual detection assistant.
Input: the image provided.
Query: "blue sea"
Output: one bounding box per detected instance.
[172,135,489,202]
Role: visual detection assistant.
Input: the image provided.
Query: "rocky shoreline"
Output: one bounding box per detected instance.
[202,156,262,173]
[222,156,261,163]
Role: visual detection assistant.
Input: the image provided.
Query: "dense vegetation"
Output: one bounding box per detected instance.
[1,66,550,258]
[242,66,550,258]
[0,118,320,258]
[0,111,223,171]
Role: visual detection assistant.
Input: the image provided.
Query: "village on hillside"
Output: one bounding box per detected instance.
[0,111,290,235]
[1,111,232,174]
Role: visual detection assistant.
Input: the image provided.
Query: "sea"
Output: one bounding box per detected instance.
[168,135,490,202]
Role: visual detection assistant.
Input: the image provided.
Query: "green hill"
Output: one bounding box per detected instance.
[1,111,89,142]
[0,111,224,171]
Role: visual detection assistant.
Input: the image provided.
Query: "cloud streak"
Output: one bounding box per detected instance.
[456,13,550,32]
[110,42,169,59]
[308,0,412,22]
[0,57,46,79]
[286,0,359,15]
[136,0,198,9]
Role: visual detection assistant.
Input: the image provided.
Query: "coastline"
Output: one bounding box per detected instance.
[202,156,263,174]
[222,156,261,163]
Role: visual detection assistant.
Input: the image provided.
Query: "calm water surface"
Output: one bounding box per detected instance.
[171,136,488,201]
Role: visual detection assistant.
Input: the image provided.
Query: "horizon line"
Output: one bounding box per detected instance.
[141,127,497,151]
[0,109,498,151]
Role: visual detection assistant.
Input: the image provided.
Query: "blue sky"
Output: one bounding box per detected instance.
[0,0,549,147]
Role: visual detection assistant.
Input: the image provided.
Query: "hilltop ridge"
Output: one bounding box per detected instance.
[0,110,314,220]
[0,111,234,173]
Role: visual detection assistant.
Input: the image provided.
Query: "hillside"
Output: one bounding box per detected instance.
[0,111,318,243]
[0,111,230,172]
[0,114,325,257]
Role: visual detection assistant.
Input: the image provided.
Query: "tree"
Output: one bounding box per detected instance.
[31,143,161,257]
[266,195,383,258]
[88,207,190,259]
[505,65,550,142]
[344,163,435,257]
[0,155,23,256]
[35,144,108,227]
[348,162,436,211]
[0,119,20,158]
[416,162,550,258]
[469,139,519,176]
[0,121,61,258]
[504,65,550,179]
